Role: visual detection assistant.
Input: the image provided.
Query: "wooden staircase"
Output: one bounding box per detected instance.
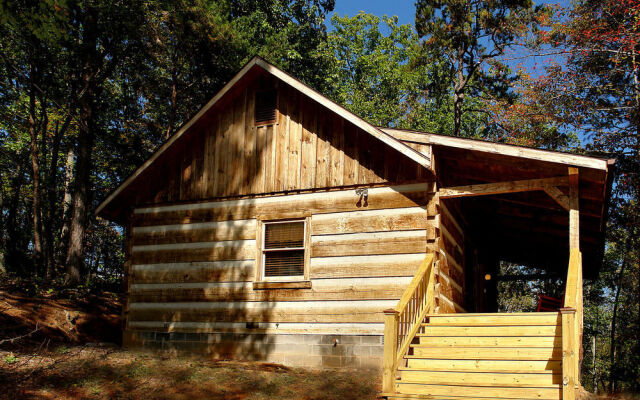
[387,312,563,399]
[380,250,584,400]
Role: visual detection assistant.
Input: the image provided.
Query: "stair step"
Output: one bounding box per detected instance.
[397,367,559,375]
[406,358,562,372]
[381,392,525,399]
[407,344,561,360]
[380,393,543,400]
[397,379,561,389]
[418,335,561,347]
[426,313,560,326]
[409,345,561,360]
[395,382,562,399]
[398,369,562,386]
[427,318,560,326]
[427,312,559,317]
[418,325,559,337]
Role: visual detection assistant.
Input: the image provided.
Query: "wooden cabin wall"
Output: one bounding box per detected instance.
[123,182,437,367]
[434,199,466,313]
[134,78,428,207]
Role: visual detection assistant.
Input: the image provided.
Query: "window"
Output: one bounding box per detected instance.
[254,89,277,125]
[260,219,307,281]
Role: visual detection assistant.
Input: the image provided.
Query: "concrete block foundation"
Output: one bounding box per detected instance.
[124,330,383,369]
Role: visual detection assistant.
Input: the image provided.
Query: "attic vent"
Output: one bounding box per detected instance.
[255,89,277,125]
[262,220,305,278]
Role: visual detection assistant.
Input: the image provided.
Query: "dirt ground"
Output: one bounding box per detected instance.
[0,289,122,346]
[0,288,379,399]
[0,345,380,400]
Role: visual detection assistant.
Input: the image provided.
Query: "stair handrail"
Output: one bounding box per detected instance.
[382,253,436,393]
[562,249,583,399]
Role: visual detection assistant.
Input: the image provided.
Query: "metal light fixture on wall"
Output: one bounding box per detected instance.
[355,188,368,207]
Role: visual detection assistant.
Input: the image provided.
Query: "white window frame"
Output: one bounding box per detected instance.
[258,218,309,282]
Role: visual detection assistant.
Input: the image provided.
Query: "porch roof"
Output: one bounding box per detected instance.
[382,128,615,279]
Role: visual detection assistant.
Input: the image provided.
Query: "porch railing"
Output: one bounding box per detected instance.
[382,253,436,393]
[561,249,583,400]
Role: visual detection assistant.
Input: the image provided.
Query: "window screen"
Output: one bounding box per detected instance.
[262,221,305,278]
[254,90,277,125]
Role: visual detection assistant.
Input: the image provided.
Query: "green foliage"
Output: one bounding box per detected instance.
[320,12,494,137]
[513,0,640,392]
[0,0,334,285]
[320,13,437,129]
[415,0,548,138]
[497,262,564,313]
[3,353,18,364]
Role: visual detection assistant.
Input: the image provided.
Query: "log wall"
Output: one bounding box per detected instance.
[433,199,466,313]
[124,182,438,366]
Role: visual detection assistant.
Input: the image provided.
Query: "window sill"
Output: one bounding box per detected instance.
[253,281,312,290]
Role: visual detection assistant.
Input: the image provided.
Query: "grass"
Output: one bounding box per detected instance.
[0,345,380,400]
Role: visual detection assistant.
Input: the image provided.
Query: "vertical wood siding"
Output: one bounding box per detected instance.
[134,78,427,206]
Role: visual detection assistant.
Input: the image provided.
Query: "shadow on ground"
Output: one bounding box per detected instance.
[0,346,380,400]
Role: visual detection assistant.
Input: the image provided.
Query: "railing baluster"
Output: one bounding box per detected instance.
[381,253,436,390]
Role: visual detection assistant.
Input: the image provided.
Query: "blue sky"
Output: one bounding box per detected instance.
[328,0,571,27]
[329,0,416,26]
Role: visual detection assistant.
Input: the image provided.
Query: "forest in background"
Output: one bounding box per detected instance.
[0,0,638,394]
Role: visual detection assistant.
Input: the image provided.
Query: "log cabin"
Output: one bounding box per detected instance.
[97,56,614,400]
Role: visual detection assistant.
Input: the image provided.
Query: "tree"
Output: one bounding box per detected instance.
[0,0,337,287]
[0,0,70,277]
[481,66,579,149]
[319,12,448,131]
[137,0,336,143]
[58,1,148,285]
[505,0,640,392]
[415,0,548,137]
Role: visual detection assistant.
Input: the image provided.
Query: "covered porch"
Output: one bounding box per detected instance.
[380,130,614,400]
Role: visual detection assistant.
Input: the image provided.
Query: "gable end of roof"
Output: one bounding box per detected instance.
[96,56,432,218]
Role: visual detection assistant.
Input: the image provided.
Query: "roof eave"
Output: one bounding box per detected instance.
[381,127,609,171]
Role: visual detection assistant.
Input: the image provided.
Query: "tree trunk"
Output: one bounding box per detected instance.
[0,178,4,255]
[452,45,465,138]
[38,95,52,277]
[59,145,75,248]
[64,8,98,286]
[5,162,26,272]
[609,238,629,393]
[634,51,640,362]
[44,117,71,278]
[631,49,640,392]
[592,335,597,393]
[165,65,177,140]
[28,59,44,276]
[64,92,94,285]
[64,128,93,284]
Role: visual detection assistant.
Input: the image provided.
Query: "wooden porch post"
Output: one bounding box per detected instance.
[568,167,579,250]
[561,307,577,400]
[382,309,399,393]
[567,166,583,391]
